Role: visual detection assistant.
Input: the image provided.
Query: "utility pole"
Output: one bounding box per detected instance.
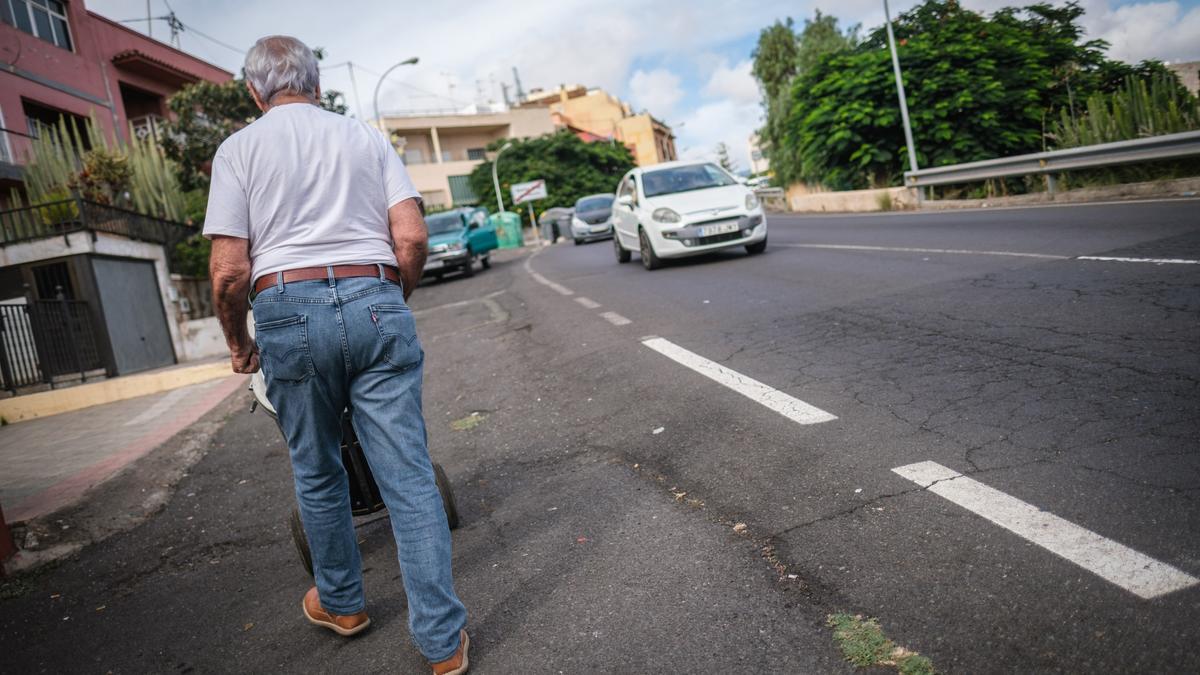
[491,142,513,214]
[883,0,919,176]
[346,62,364,120]
[146,0,152,38]
[372,57,419,130]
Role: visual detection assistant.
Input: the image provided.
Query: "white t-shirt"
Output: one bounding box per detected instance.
[202,103,420,281]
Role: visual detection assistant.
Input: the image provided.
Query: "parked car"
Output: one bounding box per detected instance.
[611,161,767,270]
[570,194,615,244]
[423,207,498,279]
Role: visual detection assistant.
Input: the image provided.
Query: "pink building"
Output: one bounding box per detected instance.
[0,0,232,202]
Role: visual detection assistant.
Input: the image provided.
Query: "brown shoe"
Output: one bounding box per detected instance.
[302,587,371,637]
[430,629,469,675]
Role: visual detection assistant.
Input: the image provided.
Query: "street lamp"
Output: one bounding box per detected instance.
[372,57,420,131]
[883,0,919,176]
[491,142,513,214]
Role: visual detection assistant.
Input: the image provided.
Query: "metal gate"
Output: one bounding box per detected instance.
[0,300,106,392]
[91,257,175,375]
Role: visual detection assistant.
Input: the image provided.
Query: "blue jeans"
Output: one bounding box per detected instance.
[251,269,466,661]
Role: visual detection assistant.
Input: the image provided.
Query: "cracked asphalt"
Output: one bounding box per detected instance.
[2,199,1197,673]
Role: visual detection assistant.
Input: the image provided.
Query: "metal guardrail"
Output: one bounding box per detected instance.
[904,130,1200,190]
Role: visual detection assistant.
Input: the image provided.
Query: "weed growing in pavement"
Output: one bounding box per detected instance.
[827,613,935,674]
[449,412,487,431]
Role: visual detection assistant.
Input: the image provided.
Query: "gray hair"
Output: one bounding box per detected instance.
[244,36,319,103]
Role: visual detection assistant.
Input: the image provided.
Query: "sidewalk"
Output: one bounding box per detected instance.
[0,373,245,525]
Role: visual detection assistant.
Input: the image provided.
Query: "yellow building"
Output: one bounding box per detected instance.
[379,107,556,208]
[519,85,677,166]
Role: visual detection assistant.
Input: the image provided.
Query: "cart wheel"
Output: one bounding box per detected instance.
[433,463,460,530]
[289,507,314,577]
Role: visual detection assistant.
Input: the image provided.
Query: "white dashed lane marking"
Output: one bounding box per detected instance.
[893,461,1199,600]
[600,311,631,326]
[641,337,837,425]
[575,297,602,309]
[1076,256,1200,265]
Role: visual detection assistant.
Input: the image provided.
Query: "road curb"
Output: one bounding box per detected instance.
[0,361,231,424]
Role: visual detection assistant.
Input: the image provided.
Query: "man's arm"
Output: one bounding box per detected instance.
[388,198,427,301]
[209,235,259,374]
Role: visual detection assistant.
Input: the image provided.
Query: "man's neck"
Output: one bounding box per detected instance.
[263,95,317,112]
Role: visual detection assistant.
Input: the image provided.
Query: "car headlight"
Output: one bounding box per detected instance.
[572,216,586,228]
[745,192,759,210]
[652,208,681,223]
[447,241,464,251]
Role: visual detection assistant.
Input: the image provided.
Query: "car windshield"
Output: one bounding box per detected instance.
[575,196,613,212]
[641,163,737,198]
[426,212,464,235]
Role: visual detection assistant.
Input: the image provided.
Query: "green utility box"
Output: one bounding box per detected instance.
[489,211,524,249]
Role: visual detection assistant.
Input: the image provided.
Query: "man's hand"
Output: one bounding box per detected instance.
[388,198,428,300]
[230,341,260,374]
[209,235,256,373]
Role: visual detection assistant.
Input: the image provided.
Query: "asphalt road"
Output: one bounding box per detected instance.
[2,199,1198,673]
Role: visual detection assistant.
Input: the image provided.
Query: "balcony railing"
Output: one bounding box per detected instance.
[0,198,197,271]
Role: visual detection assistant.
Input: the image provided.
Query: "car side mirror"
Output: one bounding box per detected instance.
[617,195,634,208]
[468,222,479,230]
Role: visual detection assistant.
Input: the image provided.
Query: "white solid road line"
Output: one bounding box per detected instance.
[575,297,602,309]
[1076,256,1200,265]
[600,311,631,326]
[775,243,1069,260]
[641,337,838,425]
[893,461,1199,600]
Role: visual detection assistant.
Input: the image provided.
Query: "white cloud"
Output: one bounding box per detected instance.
[676,100,763,171]
[702,60,761,105]
[628,68,685,120]
[1079,0,1200,63]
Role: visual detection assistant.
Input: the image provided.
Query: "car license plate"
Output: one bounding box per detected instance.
[697,221,739,237]
[590,224,609,233]
[426,259,444,270]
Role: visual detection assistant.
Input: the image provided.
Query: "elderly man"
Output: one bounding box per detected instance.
[204,36,469,674]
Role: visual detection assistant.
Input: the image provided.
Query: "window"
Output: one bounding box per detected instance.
[440,149,452,162]
[466,147,486,161]
[3,0,73,50]
[642,163,737,198]
[0,107,12,164]
[404,148,424,165]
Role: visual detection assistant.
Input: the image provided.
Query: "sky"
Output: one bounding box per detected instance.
[87,0,1200,170]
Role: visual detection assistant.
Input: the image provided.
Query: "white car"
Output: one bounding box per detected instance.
[611,161,767,270]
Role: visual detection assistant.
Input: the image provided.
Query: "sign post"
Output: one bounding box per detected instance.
[510,179,548,245]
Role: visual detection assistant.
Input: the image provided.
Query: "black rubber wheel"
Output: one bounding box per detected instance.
[290,507,314,578]
[434,463,460,530]
[746,235,767,255]
[614,233,631,263]
[461,255,475,278]
[574,238,582,245]
[639,228,662,270]
[481,255,491,269]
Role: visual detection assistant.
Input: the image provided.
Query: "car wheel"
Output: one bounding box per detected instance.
[614,232,631,263]
[573,238,582,245]
[462,254,476,277]
[481,255,491,269]
[746,235,767,255]
[639,228,662,270]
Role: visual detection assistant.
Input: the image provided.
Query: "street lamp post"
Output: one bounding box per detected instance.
[491,142,513,214]
[372,57,419,131]
[883,0,919,180]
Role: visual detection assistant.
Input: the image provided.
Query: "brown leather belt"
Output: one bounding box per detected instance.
[253,264,399,294]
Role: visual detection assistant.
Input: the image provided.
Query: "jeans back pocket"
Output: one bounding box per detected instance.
[255,315,314,384]
[370,304,421,371]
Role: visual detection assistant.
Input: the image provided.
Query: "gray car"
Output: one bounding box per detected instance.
[570,194,615,244]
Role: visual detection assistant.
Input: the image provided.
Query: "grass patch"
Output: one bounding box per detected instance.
[450,412,486,432]
[827,613,935,675]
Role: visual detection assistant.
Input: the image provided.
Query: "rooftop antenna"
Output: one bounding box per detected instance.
[512,66,526,102]
[500,82,512,107]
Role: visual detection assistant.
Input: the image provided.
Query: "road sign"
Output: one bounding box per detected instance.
[511,179,547,204]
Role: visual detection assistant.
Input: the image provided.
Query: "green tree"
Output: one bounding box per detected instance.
[753,12,859,185]
[715,142,738,173]
[466,131,635,225]
[782,1,1131,190]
